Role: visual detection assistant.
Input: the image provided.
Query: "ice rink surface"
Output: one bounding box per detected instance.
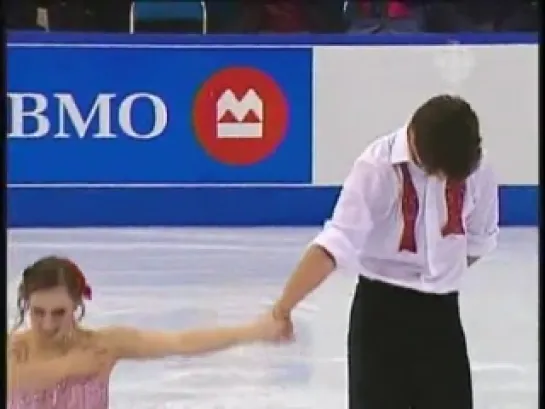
[7,227,538,409]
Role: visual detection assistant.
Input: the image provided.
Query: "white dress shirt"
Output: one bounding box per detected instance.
[313,126,499,294]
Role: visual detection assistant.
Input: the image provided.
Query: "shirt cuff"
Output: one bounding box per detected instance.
[311,222,358,271]
[467,232,498,257]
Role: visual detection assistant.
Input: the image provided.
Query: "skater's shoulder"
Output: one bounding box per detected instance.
[350,151,398,184]
[351,127,406,178]
[7,331,31,363]
[360,126,407,165]
[7,330,31,346]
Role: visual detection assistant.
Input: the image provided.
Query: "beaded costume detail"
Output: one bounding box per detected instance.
[8,376,108,409]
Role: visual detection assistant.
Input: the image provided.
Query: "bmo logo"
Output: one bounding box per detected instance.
[7,92,168,140]
[216,89,263,139]
[193,67,288,166]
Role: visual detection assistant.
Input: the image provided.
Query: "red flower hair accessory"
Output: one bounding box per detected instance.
[66,260,92,300]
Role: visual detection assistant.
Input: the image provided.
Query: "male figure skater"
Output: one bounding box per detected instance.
[273,94,499,409]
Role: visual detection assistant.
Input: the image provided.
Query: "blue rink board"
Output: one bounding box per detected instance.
[7,32,538,227]
[7,185,538,227]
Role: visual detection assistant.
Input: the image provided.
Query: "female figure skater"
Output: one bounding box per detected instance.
[8,256,288,409]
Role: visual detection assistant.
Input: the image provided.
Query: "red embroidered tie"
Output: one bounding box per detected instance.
[442,180,466,236]
[398,163,418,253]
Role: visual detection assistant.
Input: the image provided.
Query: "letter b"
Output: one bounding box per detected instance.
[8,93,50,138]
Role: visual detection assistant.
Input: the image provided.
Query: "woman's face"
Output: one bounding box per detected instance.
[28,286,77,343]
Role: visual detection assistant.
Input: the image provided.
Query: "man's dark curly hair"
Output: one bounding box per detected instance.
[410,95,482,180]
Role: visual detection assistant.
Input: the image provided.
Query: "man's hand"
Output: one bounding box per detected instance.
[271,304,294,342]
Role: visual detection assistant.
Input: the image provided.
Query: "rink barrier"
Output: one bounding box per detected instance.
[7,185,537,227]
[7,32,538,227]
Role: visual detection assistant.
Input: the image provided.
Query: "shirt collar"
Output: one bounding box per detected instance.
[390,125,411,164]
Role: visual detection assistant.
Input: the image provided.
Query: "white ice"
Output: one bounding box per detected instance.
[7,227,538,409]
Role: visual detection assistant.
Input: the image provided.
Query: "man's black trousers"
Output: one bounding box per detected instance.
[348,275,473,409]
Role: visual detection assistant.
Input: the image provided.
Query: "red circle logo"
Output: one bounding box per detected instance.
[193,67,289,166]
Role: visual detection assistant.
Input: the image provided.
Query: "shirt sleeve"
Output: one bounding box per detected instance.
[466,164,500,257]
[312,159,391,270]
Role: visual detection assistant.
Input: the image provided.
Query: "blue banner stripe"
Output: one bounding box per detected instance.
[7,185,537,227]
[8,31,538,46]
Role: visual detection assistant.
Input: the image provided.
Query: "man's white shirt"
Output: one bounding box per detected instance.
[312,127,499,294]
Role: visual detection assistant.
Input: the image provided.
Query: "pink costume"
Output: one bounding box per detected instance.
[8,377,109,409]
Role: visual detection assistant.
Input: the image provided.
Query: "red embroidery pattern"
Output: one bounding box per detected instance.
[398,164,466,253]
[398,163,418,252]
[442,180,466,236]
